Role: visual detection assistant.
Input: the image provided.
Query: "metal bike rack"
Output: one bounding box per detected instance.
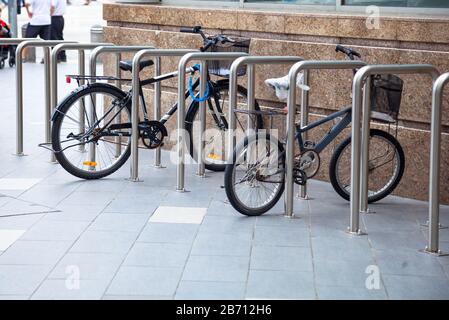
[130,49,199,183]
[48,42,113,162]
[0,38,38,46]
[350,64,439,236]
[15,40,76,156]
[88,45,156,162]
[227,56,304,161]
[176,52,248,192]
[286,60,367,219]
[427,72,449,255]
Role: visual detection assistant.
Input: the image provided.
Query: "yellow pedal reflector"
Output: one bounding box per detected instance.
[207,153,221,160]
[83,161,97,167]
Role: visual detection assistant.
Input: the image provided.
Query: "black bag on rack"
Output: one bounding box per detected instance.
[370,74,404,123]
[206,36,250,78]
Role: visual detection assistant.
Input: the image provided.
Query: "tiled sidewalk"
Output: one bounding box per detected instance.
[0,148,448,300]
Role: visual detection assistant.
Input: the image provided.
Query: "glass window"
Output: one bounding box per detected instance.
[162,0,449,9]
[343,0,449,7]
[245,0,335,4]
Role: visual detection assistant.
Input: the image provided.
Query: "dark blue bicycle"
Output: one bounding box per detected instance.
[50,26,263,179]
[224,45,405,216]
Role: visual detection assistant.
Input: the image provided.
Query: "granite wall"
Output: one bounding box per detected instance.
[103,2,449,204]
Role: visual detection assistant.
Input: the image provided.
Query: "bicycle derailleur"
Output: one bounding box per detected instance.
[293,167,307,186]
[139,121,168,149]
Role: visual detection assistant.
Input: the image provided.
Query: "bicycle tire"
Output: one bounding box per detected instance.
[329,129,405,203]
[224,133,285,216]
[52,83,131,180]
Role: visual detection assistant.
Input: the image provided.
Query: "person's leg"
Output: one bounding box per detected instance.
[50,16,57,40]
[52,16,66,61]
[9,45,16,64]
[25,23,40,38]
[38,25,51,41]
[34,26,49,64]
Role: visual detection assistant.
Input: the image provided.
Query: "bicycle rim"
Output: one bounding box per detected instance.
[335,133,401,200]
[54,90,131,176]
[231,137,284,211]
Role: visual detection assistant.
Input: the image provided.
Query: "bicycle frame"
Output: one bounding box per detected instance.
[295,106,352,154]
[139,70,228,128]
[68,66,228,145]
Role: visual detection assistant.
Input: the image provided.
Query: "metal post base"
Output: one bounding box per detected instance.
[13,153,27,157]
[127,178,143,183]
[345,228,367,236]
[420,221,448,229]
[361,208,376,214]
[420,248,449,256]
[152,164,166,169]
[50,153,57,163]
[284,213,296,219]
[196,173,208,178]
[296,193,311,200]
[176,188,188,193]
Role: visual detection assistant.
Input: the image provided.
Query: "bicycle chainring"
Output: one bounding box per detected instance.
[140,121,167,149]
[297,149,320,179]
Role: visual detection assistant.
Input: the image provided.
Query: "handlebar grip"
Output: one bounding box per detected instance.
[351,49,361,58]
[180,26,202,34]
[336,45,350,55]
[180,28,195,33]
[336,45,362,59]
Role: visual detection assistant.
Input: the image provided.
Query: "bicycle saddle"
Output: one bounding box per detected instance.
[265,74,309,101]
[119,59,154,72]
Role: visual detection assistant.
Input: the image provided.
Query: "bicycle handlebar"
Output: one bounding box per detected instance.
[335,45,361,60]
[180,26,235,52]
[180,26,203,34]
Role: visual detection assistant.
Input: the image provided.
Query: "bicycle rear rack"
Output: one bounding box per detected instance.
[66,75,132,83]
[234,107,286,133]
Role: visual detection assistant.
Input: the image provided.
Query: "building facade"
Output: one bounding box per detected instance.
[103,0,449,203]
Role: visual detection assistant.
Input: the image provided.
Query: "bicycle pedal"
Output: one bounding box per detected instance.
[293,168,307,186]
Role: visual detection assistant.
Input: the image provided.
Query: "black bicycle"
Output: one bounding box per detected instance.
[49,26,263,179]
[224,45,405,216]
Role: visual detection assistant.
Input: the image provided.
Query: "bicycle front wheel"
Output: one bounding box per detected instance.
[52,83,132,180]
[329,129,405,203]
[224,133,285,216]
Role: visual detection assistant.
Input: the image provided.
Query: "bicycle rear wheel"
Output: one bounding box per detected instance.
[185,81,263,172]
[52,83,132,180]
[224,133,285,216]
[329,129,405,203]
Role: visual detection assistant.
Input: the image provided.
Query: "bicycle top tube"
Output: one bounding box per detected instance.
[139,65,200,87]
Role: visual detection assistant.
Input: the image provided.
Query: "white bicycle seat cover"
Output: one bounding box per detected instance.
[264,73,309,101]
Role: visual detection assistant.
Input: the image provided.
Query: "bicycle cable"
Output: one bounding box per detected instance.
[188,64,211,103]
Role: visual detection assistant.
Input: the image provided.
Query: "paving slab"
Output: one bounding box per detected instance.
[106,266,183,297]
[175,281,246,300]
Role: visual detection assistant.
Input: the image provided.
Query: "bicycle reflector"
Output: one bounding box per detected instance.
[83,161,97,167]
[207,153,221,160]
[66,76,71,84]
